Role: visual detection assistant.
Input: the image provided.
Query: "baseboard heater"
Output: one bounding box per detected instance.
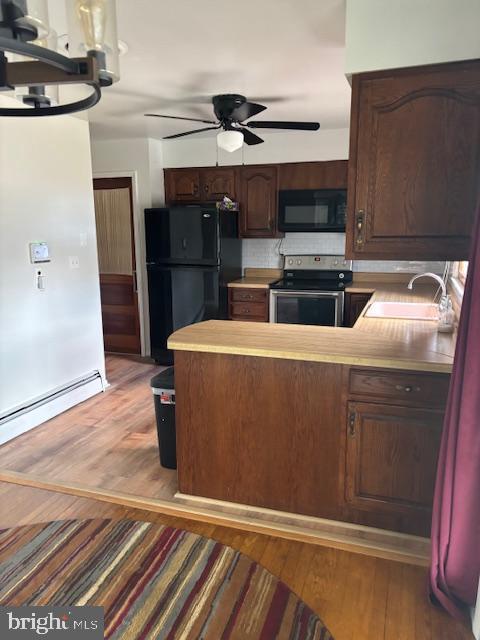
[0,371,105,444]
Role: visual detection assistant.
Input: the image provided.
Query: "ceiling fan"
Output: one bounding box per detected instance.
[145,94,320,152]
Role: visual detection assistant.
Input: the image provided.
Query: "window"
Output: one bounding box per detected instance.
[457,261,469,285]
[449,261,468,306]
[452,261,469,286]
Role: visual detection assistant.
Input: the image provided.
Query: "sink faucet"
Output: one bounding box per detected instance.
[407,272,447,301]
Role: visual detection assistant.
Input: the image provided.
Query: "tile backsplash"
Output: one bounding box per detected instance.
[242,233,445,274]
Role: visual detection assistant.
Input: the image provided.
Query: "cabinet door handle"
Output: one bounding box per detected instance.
[242,308,250,314]
[395,384,417,393]
[349,412,356,437]
[204,184,209,193]
[356,210,365,245]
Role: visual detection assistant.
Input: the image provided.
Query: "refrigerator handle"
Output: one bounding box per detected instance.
[182,237,187,250]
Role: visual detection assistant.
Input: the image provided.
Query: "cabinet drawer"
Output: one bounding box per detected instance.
[230,301,267,320]
[349,368,450,407]
[230,288,267,302]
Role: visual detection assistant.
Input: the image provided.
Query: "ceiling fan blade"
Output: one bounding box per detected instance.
[145,114,218,124]
[246,121,320,131]
[163,126,221,140]
[240,128,264,145]
[248,96,287,103]
[231,101,266,122]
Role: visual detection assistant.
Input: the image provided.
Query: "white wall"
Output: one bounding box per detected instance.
[90,137,165,356]
[162,128,350,168]
[345,0,480,74]
[0,97,105,425]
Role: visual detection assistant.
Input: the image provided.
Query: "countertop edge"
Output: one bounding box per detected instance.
[167,339,453,374]
[227,282,272,289]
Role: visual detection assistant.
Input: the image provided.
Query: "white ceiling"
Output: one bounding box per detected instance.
[52,0,351,141]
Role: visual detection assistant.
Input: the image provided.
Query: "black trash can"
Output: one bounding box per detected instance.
[151,367,176,469]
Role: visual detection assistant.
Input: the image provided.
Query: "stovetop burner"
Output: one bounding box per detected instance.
[271,278,350,291]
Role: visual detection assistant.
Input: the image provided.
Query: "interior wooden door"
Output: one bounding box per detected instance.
[93,177,141,354]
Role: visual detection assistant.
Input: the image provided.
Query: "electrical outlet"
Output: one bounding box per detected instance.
[79,232,88,247]
[69,256,80,269]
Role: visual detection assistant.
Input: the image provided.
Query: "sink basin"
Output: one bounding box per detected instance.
[365,301,439,320]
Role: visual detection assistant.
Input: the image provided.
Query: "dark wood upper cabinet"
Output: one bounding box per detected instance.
[164,162,348,237]
[200,167,237,201]
[239,165,281,237]
[165,169,200,202]
[278,160,348,190]
[165,167,236,203]
[346,60,480,260]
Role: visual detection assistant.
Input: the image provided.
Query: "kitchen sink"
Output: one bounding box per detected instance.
[365,301,439,320]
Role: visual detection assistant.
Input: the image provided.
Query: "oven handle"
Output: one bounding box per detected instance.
[269,289,345,326]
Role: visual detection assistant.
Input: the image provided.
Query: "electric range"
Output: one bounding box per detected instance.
[270,255,353,326]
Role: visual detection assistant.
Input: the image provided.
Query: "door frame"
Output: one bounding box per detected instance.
[92,171,148,357]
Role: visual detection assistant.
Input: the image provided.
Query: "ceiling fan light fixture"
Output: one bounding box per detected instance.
[217,129,243,153]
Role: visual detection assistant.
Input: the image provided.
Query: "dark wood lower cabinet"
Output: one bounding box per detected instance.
[173,352,449,537]
[228,288,269,321]
[344,401,443,535]
[175,352,344,519]
[344,292,372,327]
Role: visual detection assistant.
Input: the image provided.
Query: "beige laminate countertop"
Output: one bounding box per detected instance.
[168,282,456,373]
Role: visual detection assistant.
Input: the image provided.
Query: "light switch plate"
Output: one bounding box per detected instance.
[29,242,50,263]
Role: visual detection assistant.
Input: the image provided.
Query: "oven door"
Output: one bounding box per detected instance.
[269,290,344,327]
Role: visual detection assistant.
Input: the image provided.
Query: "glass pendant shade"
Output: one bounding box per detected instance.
[66,0,120,83]
[217,129,244,153]
[15,0,51,40]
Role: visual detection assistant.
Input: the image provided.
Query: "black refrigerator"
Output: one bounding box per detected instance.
[145,205,242,364]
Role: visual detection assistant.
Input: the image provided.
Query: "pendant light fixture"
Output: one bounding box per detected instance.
[0,0,120,116]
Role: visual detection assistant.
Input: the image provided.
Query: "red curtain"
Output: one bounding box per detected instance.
[430,205,480,620]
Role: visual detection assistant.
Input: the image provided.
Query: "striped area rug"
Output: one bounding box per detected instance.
[0,519,334,639]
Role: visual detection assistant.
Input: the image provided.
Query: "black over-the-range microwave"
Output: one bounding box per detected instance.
[278,189,347,232]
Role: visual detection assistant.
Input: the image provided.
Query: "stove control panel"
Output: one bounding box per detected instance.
[283,255,352,271]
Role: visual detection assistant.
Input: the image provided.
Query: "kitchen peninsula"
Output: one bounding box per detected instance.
[168,283,456,537]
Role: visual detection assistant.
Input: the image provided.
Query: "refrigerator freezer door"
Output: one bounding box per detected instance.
[145,207,218,265]
[148,265,220,363]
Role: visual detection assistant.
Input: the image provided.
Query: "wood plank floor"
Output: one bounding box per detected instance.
[0,355,178,498]
[0,355,432,563]
[0,481,472,640]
